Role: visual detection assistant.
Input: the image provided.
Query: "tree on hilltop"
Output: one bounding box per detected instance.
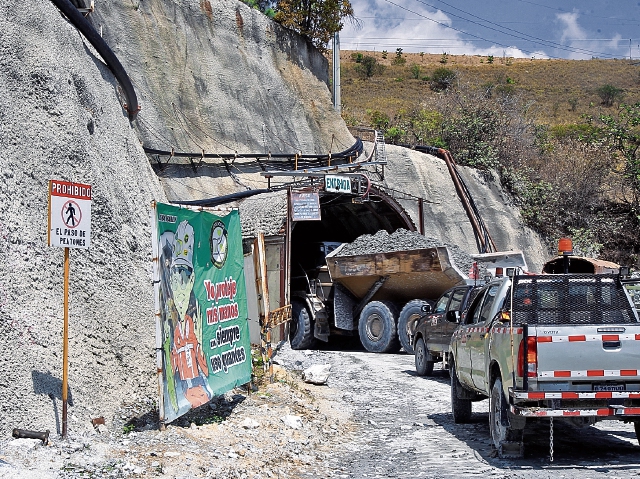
[273,0,355,52]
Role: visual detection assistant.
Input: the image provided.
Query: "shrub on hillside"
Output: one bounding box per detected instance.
[596,84,624,107]
[355,56,383,79]
[393,48,406,66]
[430,67,457,91]
[368,110,389,130]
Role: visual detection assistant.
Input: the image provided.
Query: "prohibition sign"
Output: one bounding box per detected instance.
[61,200,82,229]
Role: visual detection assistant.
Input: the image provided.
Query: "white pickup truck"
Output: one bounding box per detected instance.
[448,270,640,458]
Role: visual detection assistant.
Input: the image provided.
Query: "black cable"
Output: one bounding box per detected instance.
[49,0,139,119]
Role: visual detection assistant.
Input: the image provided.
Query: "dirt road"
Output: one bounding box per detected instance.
[279,345,640,479]
[3,344,640,478]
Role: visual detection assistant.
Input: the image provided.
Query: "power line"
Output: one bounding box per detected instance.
[409,0,618,58]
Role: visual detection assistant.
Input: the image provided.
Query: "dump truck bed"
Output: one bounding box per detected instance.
[325,246,467,302]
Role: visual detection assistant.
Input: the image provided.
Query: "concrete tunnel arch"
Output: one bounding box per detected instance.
[290,187,416,274]
[292,187,415,245]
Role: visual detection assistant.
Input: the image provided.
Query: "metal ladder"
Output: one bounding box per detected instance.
[374,130,387,163]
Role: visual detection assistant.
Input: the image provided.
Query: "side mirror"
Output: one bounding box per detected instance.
[497,310,511,323]
[446,310,460,323]
[421,303,432,314]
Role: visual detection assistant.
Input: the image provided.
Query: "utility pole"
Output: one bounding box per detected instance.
[332,32,341,113]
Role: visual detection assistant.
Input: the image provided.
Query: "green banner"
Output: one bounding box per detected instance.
[154,204,251,423]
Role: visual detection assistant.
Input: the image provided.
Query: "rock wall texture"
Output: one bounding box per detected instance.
[0,0,547,440]
[377,145,547,271]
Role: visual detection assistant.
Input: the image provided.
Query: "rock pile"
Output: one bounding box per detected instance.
[336,229,476,274]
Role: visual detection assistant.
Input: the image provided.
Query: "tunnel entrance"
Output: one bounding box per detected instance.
[291,188,415,252]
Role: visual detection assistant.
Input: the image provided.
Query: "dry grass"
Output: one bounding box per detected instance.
[336,51,640,127]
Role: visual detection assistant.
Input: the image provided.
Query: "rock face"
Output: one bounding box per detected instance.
[0,0,350,438]
[0,0,548,441]
[94,0,354,201]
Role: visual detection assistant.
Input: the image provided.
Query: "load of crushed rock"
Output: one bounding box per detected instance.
[335,229,476,274]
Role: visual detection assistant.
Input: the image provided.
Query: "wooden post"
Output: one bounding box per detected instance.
[61,247,70,438]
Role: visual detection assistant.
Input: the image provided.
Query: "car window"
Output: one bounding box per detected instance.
[448,288,467,312]
[478,285,499,323]
[434,291,452,314]
[464,289,485,325]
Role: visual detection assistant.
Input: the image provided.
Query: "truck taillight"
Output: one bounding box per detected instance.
[517,336,537,378]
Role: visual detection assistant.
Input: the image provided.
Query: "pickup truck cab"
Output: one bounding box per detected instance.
[413,284,479,376]
[449,271,640,458]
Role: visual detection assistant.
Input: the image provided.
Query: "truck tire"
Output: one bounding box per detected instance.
[398,299,430,354]
[290,299,315,350]
[490,377,524,458]
[450,361,472,423]
[414,337,434,376]
[358,301,400,353]
[634,422,640,444]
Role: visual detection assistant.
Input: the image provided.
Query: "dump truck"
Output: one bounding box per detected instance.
[289,241,467,353]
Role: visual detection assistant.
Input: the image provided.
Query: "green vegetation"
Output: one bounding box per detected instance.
[392,48,406,66]
[337,52,640,265]
[245,0,354,51]
[430,67,457,91]
[597,84,624,107]
[355,56,383,79]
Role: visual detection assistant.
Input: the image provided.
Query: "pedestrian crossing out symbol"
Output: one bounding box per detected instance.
[62,200,82,228]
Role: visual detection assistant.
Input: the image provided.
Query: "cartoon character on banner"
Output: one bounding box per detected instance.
[158,230,179,412]
[166,220,213,412]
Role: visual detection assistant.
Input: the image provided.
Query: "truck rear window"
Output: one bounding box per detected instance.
[509,274,639,325]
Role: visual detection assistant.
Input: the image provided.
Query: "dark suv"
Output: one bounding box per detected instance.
[413,283,480,376]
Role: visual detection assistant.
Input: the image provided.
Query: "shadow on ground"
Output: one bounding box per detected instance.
[431,410,640,471]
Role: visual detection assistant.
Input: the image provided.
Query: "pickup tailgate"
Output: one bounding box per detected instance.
[534,324,640,383]
[512,274,640,385]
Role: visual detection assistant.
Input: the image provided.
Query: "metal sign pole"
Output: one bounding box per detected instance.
[62,246,70,438]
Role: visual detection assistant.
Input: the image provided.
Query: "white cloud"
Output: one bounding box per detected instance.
[555,11,624,59]
[340,0,547,58]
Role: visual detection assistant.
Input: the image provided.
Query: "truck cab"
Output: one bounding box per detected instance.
[413,283,480,376]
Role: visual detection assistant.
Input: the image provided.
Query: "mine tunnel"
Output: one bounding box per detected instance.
[290,188,416,272]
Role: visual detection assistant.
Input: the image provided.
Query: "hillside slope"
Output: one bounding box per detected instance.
[338,51,640,127]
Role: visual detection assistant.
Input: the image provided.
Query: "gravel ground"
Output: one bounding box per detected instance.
[3,344,639,479]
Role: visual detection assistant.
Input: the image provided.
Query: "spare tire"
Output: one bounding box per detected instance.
[290,299,315,350]
[358,301,400,353]
[398,299,432,354]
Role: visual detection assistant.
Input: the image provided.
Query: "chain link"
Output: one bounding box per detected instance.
[549,416,554,462]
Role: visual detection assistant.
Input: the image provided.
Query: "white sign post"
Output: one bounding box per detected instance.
[47,180,92,439]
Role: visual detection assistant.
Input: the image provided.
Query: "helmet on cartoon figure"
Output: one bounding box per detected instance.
[172,220,194,270]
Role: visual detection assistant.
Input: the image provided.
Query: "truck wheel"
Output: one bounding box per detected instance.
[290,299,315,350]
[414,337,434,376]
[450,361,472,423]
[490,377,524,458]
[398,299,430,354]
[358,301,400,353]
[634,422,640,444]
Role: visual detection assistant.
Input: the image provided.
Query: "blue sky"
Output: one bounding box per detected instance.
[339,0,640,59]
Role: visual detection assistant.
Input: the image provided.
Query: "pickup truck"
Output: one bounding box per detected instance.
[448,271,640,458]
[413,283,479,376]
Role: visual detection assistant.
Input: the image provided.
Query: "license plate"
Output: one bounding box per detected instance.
[593,384,625,392]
